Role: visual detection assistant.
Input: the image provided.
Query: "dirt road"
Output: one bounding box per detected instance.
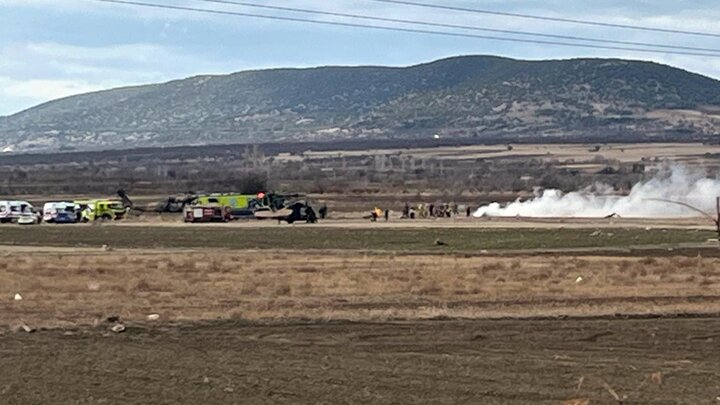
[1,317,718,404]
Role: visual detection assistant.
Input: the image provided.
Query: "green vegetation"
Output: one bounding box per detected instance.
[2,56,719,152]
[0,225,713,253]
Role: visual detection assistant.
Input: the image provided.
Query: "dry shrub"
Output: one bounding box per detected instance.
[240,282,259,295]
[699,269,715,278]
[530,269,552,281]
[132,278,164,292]
[670,256,698,268]
[480,262,506,273]
[413,279,442,295]
[699,278,713,287]
[616,260,632,272]
[547,286,565,294]
[570,258,589,269]
[650,263,672,281]
[274,283,291,296]
[173,258,196,273]
[215,262,235,274]
[466,286,482,295]
[108,284,127,293]
[609,272,633,286]
[295,266,319,273]
[133,279,152,292]
[640,257,657,266]
[294,280,314,297]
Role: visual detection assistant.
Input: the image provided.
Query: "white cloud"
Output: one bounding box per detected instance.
[23,42,171,63]
[0,77,103,102]
[1,0,720,116]
[0,41,246,115]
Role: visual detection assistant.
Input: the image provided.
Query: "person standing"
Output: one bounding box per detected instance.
[306,205,317,223]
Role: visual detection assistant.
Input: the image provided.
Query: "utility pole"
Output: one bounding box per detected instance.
[716,196,720,239]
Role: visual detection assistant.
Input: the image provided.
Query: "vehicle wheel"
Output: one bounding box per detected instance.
[286,217,294,224]
[101,214,112,221]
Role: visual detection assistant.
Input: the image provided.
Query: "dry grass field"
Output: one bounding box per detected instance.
[3,249,720,328]
[2,243,720,403]
[302,142,720,168]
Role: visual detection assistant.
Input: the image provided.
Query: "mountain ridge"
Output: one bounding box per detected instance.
[1,55,719,152]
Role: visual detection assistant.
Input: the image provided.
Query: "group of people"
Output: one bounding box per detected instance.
[402,203,459,218]
[402,202,473,219]
[369,202,474,221]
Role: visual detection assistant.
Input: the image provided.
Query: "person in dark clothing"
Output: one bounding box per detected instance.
[402,203,410,218]
[466,206,472,217]
[306,205,317,223]
[318,204,328,219]
[428,204,434,218]
[384,209,389,221]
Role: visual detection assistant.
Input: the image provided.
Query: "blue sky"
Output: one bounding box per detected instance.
[1,0,720,116]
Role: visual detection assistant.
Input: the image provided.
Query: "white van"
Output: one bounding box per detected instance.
[43,202,79,223]
[0,200,37,223]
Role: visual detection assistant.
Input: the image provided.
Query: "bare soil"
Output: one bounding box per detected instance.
[0,318,718,404]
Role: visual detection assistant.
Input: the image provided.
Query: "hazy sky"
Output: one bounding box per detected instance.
[1,0,719,115]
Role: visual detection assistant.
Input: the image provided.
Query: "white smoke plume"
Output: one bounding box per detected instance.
[474,165,720,218]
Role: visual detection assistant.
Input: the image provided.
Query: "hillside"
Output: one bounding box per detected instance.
[1,55,720,152]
